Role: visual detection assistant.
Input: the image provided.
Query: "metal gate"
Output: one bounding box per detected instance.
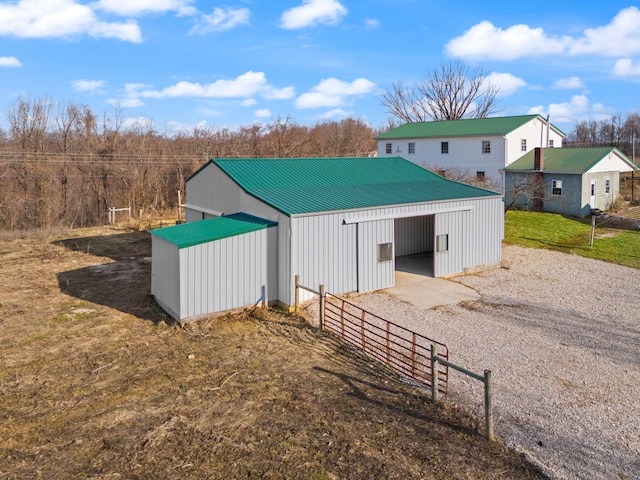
[323,293,449,394]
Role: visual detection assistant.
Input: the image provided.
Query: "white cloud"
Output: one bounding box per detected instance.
[190,7,250,34]
[447,7,640,61]
[527,95,613,124]
[484,72,526,97]
[137,71,294,102]
[320,108,352,120]
[364,18,379,30]
[613,58,640,77]
[94,0,197,17]
[0,0,142,42]
[446,21,567,61]
[240,98,257,107]
[569,7,640,57]
[280,0,347,30]
[255,109,271,118]
[295,77,375,109]
[552,76,585,90]
[262,86,296,100]
[71,79,106,94]
[0,56,21,67]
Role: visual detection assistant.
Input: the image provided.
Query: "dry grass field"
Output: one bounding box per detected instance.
[0,224,546,479]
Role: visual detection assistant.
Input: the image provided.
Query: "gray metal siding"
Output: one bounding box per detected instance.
[151,236,181,319]
[357,219,394,292]
[394,215,434,256]
[434,211,467,276]
[175,228,274,320]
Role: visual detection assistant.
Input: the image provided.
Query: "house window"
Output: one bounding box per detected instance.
[437,169,446,177]
[482,140,491,154]
[549,139,554,148]
[441,141,449,154]
[408,142,415,154]
[436,234,449,253]
[476,171,485,181]
[377,243,392,262]
[521,139,527,152]
[605,178,610,194]
[552,179,563,196]
[385,143,392,154]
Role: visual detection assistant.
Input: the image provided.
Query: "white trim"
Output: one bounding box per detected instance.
[342,205,474,225]
[183,203,223,217]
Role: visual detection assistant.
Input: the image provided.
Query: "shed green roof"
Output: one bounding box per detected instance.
[375,114,565,140]
[150,215,275,249]
[504,147,637,173]
[207,156,499,216]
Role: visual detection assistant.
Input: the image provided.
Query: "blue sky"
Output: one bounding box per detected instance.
[1,0,639,135]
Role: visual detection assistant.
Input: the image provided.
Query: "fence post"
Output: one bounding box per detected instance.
[295,275,300,313]
[431,344,438,402]
[319,284,325,331]
[484,370,494,441]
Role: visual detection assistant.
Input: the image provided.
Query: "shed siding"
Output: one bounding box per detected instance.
[151,236,180,319]
[357,219,394,293]
[171,228,274,320]
[434,210,466,276]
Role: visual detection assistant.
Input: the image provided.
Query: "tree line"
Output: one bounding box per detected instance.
[0,96,380,230]
[566,113,640,156]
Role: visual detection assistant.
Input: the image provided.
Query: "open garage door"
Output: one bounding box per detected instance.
[393,215,435,277]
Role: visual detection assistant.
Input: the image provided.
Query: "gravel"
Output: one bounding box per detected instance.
[344,246,640,480]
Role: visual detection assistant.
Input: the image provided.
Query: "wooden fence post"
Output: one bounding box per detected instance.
[484,370,494,441]
[319,284,325,331]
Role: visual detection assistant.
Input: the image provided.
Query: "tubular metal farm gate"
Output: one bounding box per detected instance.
[322,293,449,394]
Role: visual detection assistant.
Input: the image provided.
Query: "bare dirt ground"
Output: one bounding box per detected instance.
[0,224,545,479]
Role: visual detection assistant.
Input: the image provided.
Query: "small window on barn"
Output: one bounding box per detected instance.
[436,234,449,253]
[552,179,563,196]
[441,141,449,154]
[408,142,415,154]
[521,139,527,152]
[385,143,392,154]
[482,140,491,154]
[605,178,610,194]
[377,243,393,262]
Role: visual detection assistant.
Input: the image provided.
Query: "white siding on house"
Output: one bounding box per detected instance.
[587,152,636,173]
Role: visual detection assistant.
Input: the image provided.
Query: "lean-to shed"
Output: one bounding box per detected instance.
[151,156,503,320]
[150,213,277,321]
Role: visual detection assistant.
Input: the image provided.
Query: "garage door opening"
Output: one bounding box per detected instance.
[394,215,435,278]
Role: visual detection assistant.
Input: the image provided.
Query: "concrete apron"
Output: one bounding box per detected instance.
[382,270,480,309]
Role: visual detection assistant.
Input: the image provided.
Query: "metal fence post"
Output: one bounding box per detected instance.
[319,284,325,331]
[431,344,438,402]
[295,274,300,313]
[484,369,494,441]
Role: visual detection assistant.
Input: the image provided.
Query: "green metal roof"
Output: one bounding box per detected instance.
[504,147,637,173]
[375,114,566,140]
[150,215,275,249]
[209,156,500,216]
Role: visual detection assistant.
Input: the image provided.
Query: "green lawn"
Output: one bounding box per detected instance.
[504,210,640,269]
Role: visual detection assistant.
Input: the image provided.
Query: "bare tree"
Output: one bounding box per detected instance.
[382,61,499,123]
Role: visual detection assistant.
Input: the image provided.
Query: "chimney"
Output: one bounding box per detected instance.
[534,147,544,170]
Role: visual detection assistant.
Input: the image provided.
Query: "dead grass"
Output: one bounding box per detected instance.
[0,225,547,479]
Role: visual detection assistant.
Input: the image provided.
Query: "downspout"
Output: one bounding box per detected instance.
[546,115,550,148]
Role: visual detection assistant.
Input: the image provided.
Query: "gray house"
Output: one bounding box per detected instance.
[151,156,505,321]
[504,147,638,217]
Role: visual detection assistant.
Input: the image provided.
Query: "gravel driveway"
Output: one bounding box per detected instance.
[353,245,640,480]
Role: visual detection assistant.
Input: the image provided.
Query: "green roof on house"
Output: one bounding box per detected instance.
[504,147,638,174]
[375,114,566,140]
[206,156,500,216]
[150,215,275,249]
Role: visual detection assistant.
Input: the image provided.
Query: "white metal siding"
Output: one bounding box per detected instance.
[357,219,394,292]
[151,236,181,319]
[173,228,274,320]
[394,215,434,256]
[434,211,466,276]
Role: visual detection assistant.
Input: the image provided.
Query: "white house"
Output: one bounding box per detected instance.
[151,156,504,321]
[375,114,566,192]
